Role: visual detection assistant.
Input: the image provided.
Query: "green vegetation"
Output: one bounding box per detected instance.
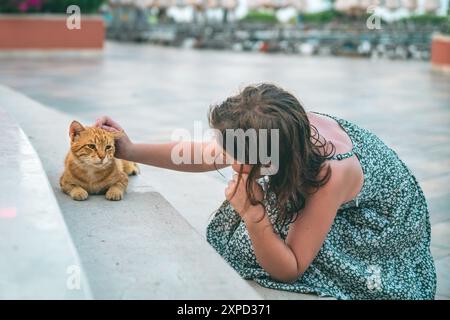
[43,0,105,13]
[0,0,105,14]
[400,14,448,24]
[400,14,450,34]
[240,10,278,24]
[300,9,343,24]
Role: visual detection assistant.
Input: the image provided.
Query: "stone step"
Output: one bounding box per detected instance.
[0,107,90,299]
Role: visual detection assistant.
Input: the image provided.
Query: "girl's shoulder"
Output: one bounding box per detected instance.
[321,154,363,204]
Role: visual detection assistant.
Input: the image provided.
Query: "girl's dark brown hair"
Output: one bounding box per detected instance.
[209,83,336,227]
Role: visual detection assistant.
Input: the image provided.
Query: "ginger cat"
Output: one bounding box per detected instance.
[60,121,139,201]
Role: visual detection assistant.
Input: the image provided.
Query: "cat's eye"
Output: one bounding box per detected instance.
[87,144,96,149]
[105,145,112,150]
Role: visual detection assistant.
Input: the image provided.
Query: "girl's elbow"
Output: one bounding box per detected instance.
[276,258,307,284]
[272,270,303,284]
[278,262,309,284]
[277,275,300,284]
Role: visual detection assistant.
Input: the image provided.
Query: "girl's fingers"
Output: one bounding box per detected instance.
[101,125,119,132]
[225,180,238,199]
[94,116,123,131]
[224,185,233,200]
[94,116,107,127]
[106,118,123,131]
[232,173,248,182]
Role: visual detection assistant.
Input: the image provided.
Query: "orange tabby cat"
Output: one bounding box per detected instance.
[60,121,139,201]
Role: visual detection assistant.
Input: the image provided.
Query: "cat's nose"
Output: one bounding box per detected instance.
[98,154,105,160]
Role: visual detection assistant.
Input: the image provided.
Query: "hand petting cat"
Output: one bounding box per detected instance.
[94,116,133,160]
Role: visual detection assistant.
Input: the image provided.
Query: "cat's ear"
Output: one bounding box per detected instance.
[69,121,85,141]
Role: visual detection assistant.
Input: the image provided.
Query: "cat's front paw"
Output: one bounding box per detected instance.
[70,187,88,201]
[106,187,123,201]
[123,161,140,176]
[128,164,139,176]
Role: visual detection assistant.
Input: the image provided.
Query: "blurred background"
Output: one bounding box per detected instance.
[103,0,450,60]
[0,0,449,300]
[0,0,449,59]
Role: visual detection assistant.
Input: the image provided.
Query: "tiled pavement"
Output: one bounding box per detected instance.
[0,42,449,299]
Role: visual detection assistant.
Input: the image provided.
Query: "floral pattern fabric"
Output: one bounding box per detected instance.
[206,112,436,300]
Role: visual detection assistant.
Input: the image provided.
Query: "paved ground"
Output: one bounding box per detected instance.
[0,42,449,299]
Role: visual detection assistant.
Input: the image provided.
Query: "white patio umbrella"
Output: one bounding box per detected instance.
[335,0,366,15]
[187,0,207,9]
[402,0,418,11]
[335,0,360,12]
[358,0,373,11]
[109,0,135,6]
[290,0,307,12]
[221,0,238,9]
[369,0,382,6]
[334,0,348,11]
[385,0,401,11]
[423,0,440,13]
[207,0,219,8]
[257,0,280,9]
[134,0,155,8]
[273,0,291,9]
[173,0,190,7]
[247,0,264,10]
[255,0,270,8]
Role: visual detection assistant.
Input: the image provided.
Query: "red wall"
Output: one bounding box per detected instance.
[0,16,104,50]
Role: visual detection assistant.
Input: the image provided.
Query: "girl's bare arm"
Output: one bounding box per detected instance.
[94,116,229,172]
[242,164,348,283]
[127,141,230,172]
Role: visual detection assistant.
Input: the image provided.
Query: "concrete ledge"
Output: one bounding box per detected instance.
[0,50,103,58]
[431,33,450,72]
[63,190,262,299]
[0,107,90,299]
[0,85,261,299]
[0,14,104,50]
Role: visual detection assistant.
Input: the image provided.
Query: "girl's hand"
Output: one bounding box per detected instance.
[225,173,265,223]
[94,116,133,160]
[95,115,123,132]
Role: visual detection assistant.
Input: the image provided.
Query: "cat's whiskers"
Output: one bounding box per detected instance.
[71,153,111,170]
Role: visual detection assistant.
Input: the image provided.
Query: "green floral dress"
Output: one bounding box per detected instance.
[206,112,436,300]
